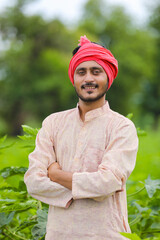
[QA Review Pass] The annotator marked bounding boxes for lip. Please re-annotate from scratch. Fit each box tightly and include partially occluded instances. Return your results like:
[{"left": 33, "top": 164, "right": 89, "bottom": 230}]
[
  {"left": 81, "top": 84, "right": 98, "bottom": 90},
  {"left": 83, "top": 87, "right": 96, "bottom": 90}
]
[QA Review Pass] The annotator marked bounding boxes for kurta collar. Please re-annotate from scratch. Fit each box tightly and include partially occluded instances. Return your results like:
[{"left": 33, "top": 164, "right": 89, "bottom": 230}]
[{"left": 76, "top": 101, "right": 110, "bottom": 123}]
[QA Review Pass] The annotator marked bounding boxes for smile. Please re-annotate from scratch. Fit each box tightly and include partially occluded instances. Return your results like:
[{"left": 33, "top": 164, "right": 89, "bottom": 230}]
[
  {"left": 81, "top": 84, "right": 98, "bottom": 90},
  {"left": 84, "top": 87, "right": 96, "bottom": 89}
]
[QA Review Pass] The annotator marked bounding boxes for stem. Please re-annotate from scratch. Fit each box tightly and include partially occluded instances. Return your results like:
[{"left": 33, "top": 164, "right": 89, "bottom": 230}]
[
  {"left": 37, "top": 200, "right": 42, "bottom": 210},
  {"left": 30, "top": 215, "right": 37, "bottom": 220},
  {"left": 129, "top": 214, "right": 141, "bottom": 226},
  {"left": 15, "top": 221, "right": 36, "bottom": 232},
  {"left": 2, "top": 229, "right": 15, "bottom": 240},
  {"left": 141, "top": 230, "right": 160, "bottom": 234},
  {"left": 5, "top": 226, "right": 30, "bottom": 240},
  {"left": 128, "top": 186, "right": 145, "bottom": 198},
  {"left": 39, "top": 234, "right": 46, "bottom": 240}
]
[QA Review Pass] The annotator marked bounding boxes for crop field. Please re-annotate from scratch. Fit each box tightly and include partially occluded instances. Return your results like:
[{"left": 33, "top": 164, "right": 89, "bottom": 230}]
[
  {"left": 0, "top": 0, "right": 160, "bottom": 238},
  {"left": 0, "top": 127, "right": 160, "bottom": 240},
  {"left": 1, "top": 128, "right": 160, "bottom": 180}
]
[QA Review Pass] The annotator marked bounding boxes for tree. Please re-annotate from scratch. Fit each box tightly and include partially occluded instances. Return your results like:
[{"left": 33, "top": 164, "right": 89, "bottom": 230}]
[
  {"left": 78, "top": 0, "right": 156, "bottom": 119},
  {"left": 0, "top": 0, "right": 77, "bottom": 135},
  {"left": 0, "top": 0, "right": 159, "bottom": 134},
  {"left": 137, "top": 3, "right": 160, "bottom": 129}
]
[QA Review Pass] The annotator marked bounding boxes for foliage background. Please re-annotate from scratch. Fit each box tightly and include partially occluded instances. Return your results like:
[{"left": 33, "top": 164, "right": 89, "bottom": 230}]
[
  {"left": 0, "top": 0, "right": 160, "bottom": 135},
  {"left": 0, "top": 0, "right": 160, "bottom": 239}
]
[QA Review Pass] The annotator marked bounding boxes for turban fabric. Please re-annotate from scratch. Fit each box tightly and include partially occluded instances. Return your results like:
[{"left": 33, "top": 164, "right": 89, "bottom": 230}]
[{"left": 68, "top": 35, "right": 118, "bottom": 90}]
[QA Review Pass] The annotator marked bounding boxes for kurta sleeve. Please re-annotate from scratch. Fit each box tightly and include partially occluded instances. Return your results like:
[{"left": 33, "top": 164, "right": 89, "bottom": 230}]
[
  {"left": 72, "top": 119, "right": 138, "bottom": 200},
  {"left": 24, "top": 116, "right": 73, "bottom": 208}
]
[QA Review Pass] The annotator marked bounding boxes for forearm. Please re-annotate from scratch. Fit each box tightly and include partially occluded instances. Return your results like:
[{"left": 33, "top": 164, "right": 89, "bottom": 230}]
[
  {"left": 49, "top": 168, "right": 73, "bottom": 190},
  {"left": 24, "top": 168, "right": 73, "bottom": 208},
  {"left": 72, "top": 169, "right": 122, "bottom": 200}
]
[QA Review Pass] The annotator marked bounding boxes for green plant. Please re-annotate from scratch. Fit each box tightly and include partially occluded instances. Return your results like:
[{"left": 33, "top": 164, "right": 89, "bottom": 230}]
[
  {"left": 0, "top": 126, "right": 159, "bottom": 239},
  {"left": 127, "top": 176, "right": 160, "bottom": 239},
  {"left": 0, "top": 129, "right": 47, "bottom": 239},
  {"left": 0, "top": 165, "right": 48, "bottom": 240}
]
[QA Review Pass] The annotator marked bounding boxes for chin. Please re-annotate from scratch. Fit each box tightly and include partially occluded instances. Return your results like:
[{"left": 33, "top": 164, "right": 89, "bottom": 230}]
[{"left": 80, "top": 94, "right": 105, "bottom": 103}]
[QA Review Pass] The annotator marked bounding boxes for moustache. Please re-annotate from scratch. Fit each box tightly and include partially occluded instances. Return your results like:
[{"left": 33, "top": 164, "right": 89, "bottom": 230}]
[{"left": 81, "top": 83, "right": 98, "bottom": 89}]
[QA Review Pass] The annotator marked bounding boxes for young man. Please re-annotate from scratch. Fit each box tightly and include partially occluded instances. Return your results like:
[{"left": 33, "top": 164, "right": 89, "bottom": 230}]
[{"left": 24, "top": 36, "right": 138, "bottom": 240}]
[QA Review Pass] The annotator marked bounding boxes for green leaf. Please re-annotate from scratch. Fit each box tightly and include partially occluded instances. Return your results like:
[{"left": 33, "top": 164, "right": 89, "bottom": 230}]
[
  {"left": 21, "top": 125, "right": 39, "bottom": 136},
  {"left": 0, "top": 189, "right": 26, "bottom": 200},
  {"left": 145, "top": 175, "right": 160, "bottom": 198},
  {"left": 0, "top": 212, "right": 15, "bottom": 227},
  {"left": 0, "top": 181, "right": 9, "bottom": 189},
  {"left": 37, "top": 209, "right": 48, "bottom": 224},
  {"left": 31, "top": 209, "right": 48, "bottom": 239},
  {"left": 150, "top": 222, "right": 160, "bottom": 229},
  {"left": 0, "top": 200, "right": 37, "bottom": 213},
  {"left": 126, "top": 113, "right": 133, "bottom": 120},
  {"left": 120, "top": 232, "right": 141, "bottom": 240},
  {"left": 18, "top": 180, "right": 27, "bottom": 191},
  {"left": 0, "top": 135, "right": 15, "bottom": 151},
  {"left": 136, "top": 127, "right": 147, "bottom": 136},
  {"left": 0, "top": 142, "right": 15, "bottom": 151},
  {"left": 18, "top": 135, "right": 35, "bottom": 141},
  {"left": 129, "top": 213, "right": 142, "bottom": 226},
  {"left": 133, "top": 202, "right": 149, "bottom": 213},
  {"left": 19, "top": 144, "right": 36, "bottom": 150},
  {"left": 0, "top": 166, "right": 28, "bottom": 178},
  {"left": 16, "top": 220, "right": 37, "bottom": 231},
  {"left": 0, "top": 135, "right": 7, "bottom": 144},
  {"left": 32, "top": 223, "right": 46, "bottom": 240},
  {"left": 0, "top": 199, "right": 16, "bottom": 204},
  {"left": 18, "top": 125, "right": 37, "bottom": 149}
]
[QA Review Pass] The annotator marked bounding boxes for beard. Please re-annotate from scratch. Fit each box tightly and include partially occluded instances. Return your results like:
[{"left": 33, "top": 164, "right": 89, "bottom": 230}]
[{"left": 74, "top": 83, "right": 108, "bottom": 103}]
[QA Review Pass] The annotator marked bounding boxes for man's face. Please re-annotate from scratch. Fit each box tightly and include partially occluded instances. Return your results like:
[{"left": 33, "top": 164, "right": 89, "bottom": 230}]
[{"left": 74, "top": 61, "right": 108, "bottom": 103}]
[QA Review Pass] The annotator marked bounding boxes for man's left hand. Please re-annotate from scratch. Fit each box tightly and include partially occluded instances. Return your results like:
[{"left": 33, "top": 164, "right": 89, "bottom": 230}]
[{"left": 48, "top": 162, "right": 73, "bottom": 190}]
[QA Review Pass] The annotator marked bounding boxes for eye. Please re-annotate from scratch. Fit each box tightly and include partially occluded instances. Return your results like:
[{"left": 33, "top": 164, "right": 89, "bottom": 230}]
[
  {"left": 92, "top": 69, "right": 101, "bottom": 75},
  {"left": 77, "top": 70, "right": 86, "bottom": 75}
]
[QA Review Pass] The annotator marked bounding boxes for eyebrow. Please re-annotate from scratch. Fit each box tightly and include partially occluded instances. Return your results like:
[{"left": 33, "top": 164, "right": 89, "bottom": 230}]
[{"left": 76, "top": 66, "right": 103, "bottom": 71}]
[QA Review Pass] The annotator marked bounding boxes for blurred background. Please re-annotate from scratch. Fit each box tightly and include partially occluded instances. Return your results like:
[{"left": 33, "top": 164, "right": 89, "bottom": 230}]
[
  {"left": 0, "top": 2, "right": 159, "bottom": 238},
  {"left": 0, "top": 0, "right": 160, "bottom": 136}
]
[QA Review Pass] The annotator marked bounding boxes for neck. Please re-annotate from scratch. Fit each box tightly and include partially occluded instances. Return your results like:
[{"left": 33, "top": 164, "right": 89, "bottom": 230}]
[{"left": 78, "top": 97, "right": 106, "bottom": 121}]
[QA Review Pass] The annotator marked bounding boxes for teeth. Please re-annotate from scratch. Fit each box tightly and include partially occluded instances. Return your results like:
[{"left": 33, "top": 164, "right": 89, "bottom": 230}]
[{"left": 85, "top": 87, "right": 95, "bottom": 89}]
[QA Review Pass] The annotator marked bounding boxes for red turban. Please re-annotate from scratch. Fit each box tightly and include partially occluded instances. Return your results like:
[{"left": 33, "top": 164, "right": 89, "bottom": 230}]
[{"left": 68, "top": 35, "right": 118, "bottom": 90}]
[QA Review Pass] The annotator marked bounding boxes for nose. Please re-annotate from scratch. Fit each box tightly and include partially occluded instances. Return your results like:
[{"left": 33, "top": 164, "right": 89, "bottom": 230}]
[{"left": 84, "top": 71, "right": 94, "bottom": 83}]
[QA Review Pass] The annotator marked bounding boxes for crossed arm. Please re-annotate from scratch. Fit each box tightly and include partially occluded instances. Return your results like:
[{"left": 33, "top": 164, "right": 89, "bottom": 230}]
[
  {"left": 48, "top": 162, "right": 73, "bottom": 190},
  {"left": 25, "top": 117, "right": 138, "bottom": 206}
]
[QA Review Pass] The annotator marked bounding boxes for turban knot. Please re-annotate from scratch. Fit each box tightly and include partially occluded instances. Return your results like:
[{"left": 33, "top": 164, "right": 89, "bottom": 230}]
[{"left": 68, "top": 35, "right": 118, "bottom": 90}]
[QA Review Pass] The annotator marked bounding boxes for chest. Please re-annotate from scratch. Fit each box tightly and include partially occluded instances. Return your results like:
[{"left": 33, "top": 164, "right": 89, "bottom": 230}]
[{"left": 54, "top": 118, "right": 110, "bottom": 171}]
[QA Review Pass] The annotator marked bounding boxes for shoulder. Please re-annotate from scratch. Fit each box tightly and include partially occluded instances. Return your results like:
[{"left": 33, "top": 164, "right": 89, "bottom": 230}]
[
  {"left": 42, "top": 107, "right": 76, "bottom": 126},
  {"left": 106, "top": 109, "right": 138, "bottom": 146},
  {"left": 39, "top": 108, "right": 77, "bottom": 137},
  {"left": 107, "top": 108, "right": 136, "bottom": 131}
]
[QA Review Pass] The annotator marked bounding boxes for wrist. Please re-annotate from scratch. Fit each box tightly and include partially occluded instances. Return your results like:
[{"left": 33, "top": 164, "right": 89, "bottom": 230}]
[
  {"left": 53, "top": 169, "right": 61, "bottom": 183},
  {"left": 48, "top": 168, "right": 61, "bottom": 182}
]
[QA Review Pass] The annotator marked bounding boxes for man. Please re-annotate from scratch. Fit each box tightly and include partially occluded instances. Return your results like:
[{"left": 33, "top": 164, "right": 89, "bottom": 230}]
[{"left": 24, "top": 35, "right": 138, "bottom": 240}]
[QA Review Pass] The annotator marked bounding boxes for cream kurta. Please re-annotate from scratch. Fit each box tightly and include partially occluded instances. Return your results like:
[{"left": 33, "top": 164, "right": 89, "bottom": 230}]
[{"left": 24, "top": 101, "right": 138, "bottom": 240}]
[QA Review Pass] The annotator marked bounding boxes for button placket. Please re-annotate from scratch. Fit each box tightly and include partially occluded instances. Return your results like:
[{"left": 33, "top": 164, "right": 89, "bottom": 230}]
[
  {"left": 72, "top": 124, "right": 87, "bottom": 171},
  {"left": 77, "top": 124, "right": 86, "bottom": 151}
]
